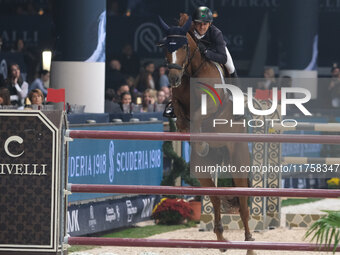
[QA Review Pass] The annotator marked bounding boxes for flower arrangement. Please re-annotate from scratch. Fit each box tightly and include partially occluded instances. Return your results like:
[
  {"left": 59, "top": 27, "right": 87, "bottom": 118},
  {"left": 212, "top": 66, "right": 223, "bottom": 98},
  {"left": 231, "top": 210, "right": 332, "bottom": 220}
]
[
  {"left": 327, "top": 178, "right": 340, "bottom": 189},
  {"left": 152, "top": 198, "right": 193, "bottom": 225}
]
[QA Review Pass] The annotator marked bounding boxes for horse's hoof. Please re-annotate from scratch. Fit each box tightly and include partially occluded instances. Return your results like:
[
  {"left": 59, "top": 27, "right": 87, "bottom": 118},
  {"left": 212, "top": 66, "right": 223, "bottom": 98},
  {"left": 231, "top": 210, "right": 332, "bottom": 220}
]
[
  {"left": 245, "top": 233, "right": 255, "bottom": 241},
  {"left": 246, "top": 237, "right": 255, "bottom": 241},
  {"left": 246, "top": 250, "right": 256, "bottom": 255},
  {"left": 219, "top": 248, "right": 227, "bottom": 253}
]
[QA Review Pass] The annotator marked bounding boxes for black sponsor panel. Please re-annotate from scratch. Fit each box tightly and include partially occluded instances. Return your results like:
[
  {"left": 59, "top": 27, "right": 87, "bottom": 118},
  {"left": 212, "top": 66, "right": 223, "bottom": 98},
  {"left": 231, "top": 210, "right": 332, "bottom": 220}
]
[
  {"left": 67, "top": 195, "right": 160, "bottom": 236},
  {"left": 0, "top": 111, "right": 61, "bottom": 253}
]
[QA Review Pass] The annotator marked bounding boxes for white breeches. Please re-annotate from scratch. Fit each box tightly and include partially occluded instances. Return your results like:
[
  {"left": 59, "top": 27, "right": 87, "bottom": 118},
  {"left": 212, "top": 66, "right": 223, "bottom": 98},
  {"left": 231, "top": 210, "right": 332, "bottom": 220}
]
[{"left": 224, "top": 46, "right": 235, "bottom": 74}]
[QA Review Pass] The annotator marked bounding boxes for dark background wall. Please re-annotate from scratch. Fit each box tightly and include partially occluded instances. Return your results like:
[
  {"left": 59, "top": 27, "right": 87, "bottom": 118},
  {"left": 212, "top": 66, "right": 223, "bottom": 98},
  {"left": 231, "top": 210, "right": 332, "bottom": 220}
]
[{"left": 0, "top": 0, "right": 339, "bottom": 75}]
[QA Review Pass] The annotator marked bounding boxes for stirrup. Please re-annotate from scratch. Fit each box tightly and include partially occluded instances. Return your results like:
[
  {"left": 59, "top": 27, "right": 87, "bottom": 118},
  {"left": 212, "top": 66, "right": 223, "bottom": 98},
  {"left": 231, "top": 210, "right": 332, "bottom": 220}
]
[{"left": 163, "top": 102, "right": 176, "bottom": 118}]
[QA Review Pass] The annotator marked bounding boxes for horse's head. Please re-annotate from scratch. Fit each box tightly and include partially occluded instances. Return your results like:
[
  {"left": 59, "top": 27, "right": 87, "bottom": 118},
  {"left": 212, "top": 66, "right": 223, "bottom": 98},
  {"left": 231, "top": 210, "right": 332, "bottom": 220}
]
[{"left": 159, "top": 15, "right": 192, "bottom": 87}]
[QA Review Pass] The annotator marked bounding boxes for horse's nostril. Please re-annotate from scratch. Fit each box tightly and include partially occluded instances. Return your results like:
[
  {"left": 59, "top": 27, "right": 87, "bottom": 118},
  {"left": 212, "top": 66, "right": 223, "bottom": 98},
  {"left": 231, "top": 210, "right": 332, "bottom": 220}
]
[{"left": 169, "top": 74, "right": 179, "bottom": 84}]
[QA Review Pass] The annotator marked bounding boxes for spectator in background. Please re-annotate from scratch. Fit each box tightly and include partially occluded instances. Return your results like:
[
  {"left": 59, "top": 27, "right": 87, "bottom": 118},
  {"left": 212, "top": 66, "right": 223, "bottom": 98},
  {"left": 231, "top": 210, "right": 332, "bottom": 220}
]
[
  {"left": 28, "top": 88, "right": 44, "bottom": 107},
  {"left": 126, "top": 76, "right": 139, "bottom": 103},
  {"left": 135, "top": 61, "right": 156, "bottom": 92},
  {"left": 106, "top": 58, "right": 126, "bottom": 90},
  {"left": 328, "top": 63, "right": 340, "bottom": 108},
  {"left": 161, "top": 86, "right": 170, "bottom": 100},
  {"left": 257, "top": 67, "right": 277, "bottom": 90},
  {"left": 155, "top": 90, "right": 166, "bottom": 112},
  {"left": 141, "top": 89, "right": 156, "bottom": 112},
  {"left": 331, "top": 63, "right": 340, "bottom": 78},
  {"left": 104, "top": 88, "right": 121, "bottom": 113},
  {"left": 0, "top": 87, "right": 11, "bottom": 107},
  {"left": 12, "top": 39, "right": 37, "bottom": 82},
  {"left": 5, "top": 64, "right": 28, "bottom": 107},
  {"left": 119, "top": 43, "right": 140, "bottom": 77},
  {"left": 29, "top": 70, "right": 49, "bottom": 96},
  {"left": 157, "top": 90, "right": 166, "bottom": 104},
  {"left": 126, "top": 76, "right": 135, "bottom": 89},
  {"left": 156, "top": 65, "right": 169, "bottom": 88},
  {"left": 116, "top": 84, "right": 130, "bottom": 96},
  {"left": 119, "top": 91, "right": 132, "bottom": 113}
]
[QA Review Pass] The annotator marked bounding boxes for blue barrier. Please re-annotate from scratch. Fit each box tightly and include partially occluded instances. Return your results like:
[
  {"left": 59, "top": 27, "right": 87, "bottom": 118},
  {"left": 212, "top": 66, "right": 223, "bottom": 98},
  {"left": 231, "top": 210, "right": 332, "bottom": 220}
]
[{"left": 68, "top": 122, "right": 163, "bottom": 202}]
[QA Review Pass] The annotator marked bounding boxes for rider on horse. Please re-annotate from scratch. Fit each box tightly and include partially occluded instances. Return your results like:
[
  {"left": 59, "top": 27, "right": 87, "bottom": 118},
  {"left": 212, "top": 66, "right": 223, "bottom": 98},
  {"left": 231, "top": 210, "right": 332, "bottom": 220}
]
[
  {"left": 192, "top": 6, "right": 237, "bottom": 78},
  {"left": 164, "top": 6, "right": 237, "bottom": 118}
]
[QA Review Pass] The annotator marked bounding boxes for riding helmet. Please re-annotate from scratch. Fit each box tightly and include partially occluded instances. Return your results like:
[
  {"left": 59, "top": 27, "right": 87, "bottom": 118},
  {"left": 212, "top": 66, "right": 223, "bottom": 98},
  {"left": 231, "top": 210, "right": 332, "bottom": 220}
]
[{"left": 193, "top": 6, "right": 213, "bottom": 23}]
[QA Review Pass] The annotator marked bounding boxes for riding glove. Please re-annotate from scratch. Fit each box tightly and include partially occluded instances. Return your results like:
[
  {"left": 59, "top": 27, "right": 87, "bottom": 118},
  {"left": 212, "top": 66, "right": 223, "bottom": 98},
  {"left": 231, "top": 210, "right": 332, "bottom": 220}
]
[{"left": 198, "top": 41, "right": 207, "bottom": 56}]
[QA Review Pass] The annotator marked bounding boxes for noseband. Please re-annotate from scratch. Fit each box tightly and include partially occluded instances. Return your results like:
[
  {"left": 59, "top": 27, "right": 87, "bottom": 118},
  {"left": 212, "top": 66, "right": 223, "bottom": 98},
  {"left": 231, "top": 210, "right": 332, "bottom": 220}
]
[
  {"left": 166, "top": 34, "right": 204, "bottom": 79},
  {"left": 166, "top": 34, "right": 198, "bottom": 73}
]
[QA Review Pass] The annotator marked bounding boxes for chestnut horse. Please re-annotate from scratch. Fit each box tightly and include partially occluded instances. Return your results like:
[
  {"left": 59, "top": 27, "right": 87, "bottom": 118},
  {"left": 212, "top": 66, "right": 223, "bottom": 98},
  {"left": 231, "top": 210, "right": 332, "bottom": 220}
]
[{"left": 159, "top": 13, "right": 255, "bottom": 251}]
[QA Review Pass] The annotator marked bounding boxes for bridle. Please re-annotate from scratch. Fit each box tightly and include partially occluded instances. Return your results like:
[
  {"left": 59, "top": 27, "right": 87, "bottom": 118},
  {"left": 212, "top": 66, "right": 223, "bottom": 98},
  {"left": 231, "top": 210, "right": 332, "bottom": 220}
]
[{"left": 166, "top": 34, "right": 203, "bottom": 78}]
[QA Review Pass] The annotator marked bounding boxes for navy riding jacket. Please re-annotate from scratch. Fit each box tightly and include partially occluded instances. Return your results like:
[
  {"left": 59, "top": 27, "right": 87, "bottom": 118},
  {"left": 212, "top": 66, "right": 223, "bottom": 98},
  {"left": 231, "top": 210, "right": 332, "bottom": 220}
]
[{"left": 198, "top": 25, "right": 228, "bottom": 64}]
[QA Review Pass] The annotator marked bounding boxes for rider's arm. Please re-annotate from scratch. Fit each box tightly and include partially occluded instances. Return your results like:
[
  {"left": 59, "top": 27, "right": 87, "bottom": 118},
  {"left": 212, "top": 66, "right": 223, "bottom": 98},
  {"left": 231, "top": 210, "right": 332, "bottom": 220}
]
[{"left": 204, "top": 28, "right": 228, "bottom": 64}]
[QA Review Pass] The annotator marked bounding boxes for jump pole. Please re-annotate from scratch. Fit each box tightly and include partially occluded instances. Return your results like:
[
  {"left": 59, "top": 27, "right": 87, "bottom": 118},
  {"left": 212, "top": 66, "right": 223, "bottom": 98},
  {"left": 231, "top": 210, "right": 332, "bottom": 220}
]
[
  {"left": 65, "top": 237, "right": 340, "bottom": 252},
  {"left": 68, "top": 184, "right": 340, "bottom": 198},
  {"left": 66, "top": 130, "right": 340, "bottom": 144}
]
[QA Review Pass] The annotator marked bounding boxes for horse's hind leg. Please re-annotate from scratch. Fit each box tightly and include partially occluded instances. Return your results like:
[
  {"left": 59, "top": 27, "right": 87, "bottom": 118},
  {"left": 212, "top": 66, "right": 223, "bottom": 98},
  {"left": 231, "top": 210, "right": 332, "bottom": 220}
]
[
  {"left": 233, "top": 177, "right": 254, "bottom": 241},
  {"left": 198, "top": 178, "right": 227, "bottom": 243},
  {"left": 232, "top": 143, "right": 254, "bottom": 242}
]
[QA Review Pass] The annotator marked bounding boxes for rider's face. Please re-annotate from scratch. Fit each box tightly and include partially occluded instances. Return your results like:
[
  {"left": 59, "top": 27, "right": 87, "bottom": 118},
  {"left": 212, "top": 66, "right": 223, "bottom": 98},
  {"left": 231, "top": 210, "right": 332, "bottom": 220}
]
[{"left": 194, "top": 21, "right": 211, "bottom": 36}]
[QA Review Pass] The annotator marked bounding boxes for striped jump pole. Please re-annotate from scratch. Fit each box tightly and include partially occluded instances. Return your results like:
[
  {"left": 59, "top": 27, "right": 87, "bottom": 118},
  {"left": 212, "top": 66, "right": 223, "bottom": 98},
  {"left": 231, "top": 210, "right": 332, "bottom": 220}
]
[
  {"left": 68, "top": 184, "right": 340, "bottom": 198},
  {"left": 65, "top": 237, "right": 340, "bottom": 252},
  {"left": 66, "top": 130, "right": 340, "bottom": 144},
  {"left": 272, "top": 122, "right": 340, "bottom": 132},
  {"left": 282, "top": 156, "right": 340, "bottom": 165}
]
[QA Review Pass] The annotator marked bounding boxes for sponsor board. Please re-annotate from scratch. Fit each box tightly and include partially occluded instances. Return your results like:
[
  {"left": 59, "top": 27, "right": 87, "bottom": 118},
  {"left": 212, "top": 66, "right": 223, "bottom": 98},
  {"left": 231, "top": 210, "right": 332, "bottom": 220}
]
[{"left": 67, "top": 195, "right": 159, "bottom": 236}]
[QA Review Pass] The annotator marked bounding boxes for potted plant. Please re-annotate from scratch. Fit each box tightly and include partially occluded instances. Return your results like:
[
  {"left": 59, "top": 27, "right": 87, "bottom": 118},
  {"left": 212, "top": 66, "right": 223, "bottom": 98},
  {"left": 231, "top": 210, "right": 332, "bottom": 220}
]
[
  {"left": 189, "top": 196, "right": 202, "bottom": 222},
  {"left": 305, "top": 210, "right": 340, "bottom": 254},
  {"left": 152, "top": 198, "right": 193, "bottom": 225}
]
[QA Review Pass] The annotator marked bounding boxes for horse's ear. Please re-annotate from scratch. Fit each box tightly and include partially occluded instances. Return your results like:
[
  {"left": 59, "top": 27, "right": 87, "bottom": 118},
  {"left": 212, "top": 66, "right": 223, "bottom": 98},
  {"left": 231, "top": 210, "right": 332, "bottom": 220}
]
[
  {"left": 182, "top": 16, "right": 192, "bottom": 33},
  {"left": 158, "top": 16, "right": 169, "bottom": 31}
]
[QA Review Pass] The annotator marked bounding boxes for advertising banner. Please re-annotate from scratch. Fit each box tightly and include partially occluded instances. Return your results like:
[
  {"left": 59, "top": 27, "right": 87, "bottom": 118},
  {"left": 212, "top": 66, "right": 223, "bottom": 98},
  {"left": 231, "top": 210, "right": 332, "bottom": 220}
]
[
  {"left": 67, "top": 195, "right": 160, "bottom": 236},
  {"left": 68, "top": 122, "right": 163, "bottom": 202}
]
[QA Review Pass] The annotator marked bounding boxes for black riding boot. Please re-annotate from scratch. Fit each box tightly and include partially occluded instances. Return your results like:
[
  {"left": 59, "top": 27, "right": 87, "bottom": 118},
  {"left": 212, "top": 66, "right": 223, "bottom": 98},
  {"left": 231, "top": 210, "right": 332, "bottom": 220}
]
[
  {"left": 163, "top": 101, "right": 176, "bottom": 118},
  {"left": 230, "top": 70, "right": 238, "bottom": 78}
]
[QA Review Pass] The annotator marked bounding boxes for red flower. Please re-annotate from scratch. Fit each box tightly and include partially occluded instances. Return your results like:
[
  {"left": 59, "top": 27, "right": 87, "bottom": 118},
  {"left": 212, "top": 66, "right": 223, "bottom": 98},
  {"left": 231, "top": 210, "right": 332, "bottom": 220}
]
[{"left": 152, "top": 198, "right": 193, "bottom": 225}]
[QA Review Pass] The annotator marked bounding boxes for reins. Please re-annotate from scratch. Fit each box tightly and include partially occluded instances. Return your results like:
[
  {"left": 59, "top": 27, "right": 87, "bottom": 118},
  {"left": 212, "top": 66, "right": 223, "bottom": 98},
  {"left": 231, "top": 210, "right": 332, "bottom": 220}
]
[{"left": 183, "top": 31, "right": 206, "bottom": 77}]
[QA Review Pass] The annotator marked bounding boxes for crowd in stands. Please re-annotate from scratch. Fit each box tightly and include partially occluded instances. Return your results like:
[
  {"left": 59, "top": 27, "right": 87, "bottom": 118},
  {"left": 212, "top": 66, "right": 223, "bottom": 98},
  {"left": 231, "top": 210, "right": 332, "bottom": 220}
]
[
  {"left": 105, "top": 43, "right": 171, "bottom": 114},
  {"left": 1, "top": 38, "right": 339, "bottom": 112},
  {"left": 0, "top": 62, "right": 49, "bottom": 109}
]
